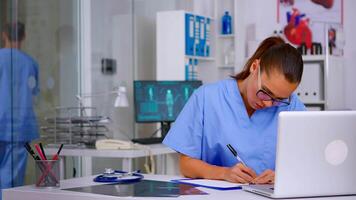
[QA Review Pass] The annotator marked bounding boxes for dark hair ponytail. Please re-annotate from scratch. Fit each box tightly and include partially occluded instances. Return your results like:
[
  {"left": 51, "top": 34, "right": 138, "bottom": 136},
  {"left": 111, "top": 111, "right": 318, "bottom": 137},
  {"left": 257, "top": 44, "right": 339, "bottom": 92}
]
[
  {"left": 233, "top": 36, "right": 303, "bottom": 83},
  {"left": 233, "top": 37, "right": 285, "bottom": 80}
]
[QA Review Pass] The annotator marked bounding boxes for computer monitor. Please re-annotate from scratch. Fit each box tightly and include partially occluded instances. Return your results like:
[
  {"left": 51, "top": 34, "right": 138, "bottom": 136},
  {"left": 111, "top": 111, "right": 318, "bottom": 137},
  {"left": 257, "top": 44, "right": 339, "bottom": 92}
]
[{"left": 134, "top": 80, "right": 202, "bottom": 138}]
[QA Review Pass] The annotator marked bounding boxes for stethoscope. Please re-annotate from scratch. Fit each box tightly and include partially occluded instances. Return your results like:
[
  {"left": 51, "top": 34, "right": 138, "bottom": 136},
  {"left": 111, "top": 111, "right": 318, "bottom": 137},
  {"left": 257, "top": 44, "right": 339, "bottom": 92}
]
[{"left": 93, "top": 168, "right": 144, "bottom": 183}]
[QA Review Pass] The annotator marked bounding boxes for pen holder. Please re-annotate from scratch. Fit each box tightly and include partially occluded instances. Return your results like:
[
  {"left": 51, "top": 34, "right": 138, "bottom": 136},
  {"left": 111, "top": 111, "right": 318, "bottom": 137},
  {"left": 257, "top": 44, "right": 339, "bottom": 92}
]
[{"left": 35, "top": 159, "right": 60, "bottom": 187}]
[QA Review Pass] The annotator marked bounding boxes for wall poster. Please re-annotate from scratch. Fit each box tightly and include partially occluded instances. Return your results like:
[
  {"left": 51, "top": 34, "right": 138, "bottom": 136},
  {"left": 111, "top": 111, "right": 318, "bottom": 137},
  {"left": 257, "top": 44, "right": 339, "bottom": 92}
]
[{"left": 278, "top": 0, "right": 344, "bottom": 55}]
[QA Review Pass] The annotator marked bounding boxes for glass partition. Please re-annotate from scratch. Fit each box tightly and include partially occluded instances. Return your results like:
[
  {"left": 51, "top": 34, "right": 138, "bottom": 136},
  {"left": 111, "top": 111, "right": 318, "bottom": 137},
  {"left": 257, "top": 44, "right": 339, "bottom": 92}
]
[
  {"left": 1, "top": 0, "right": 194, "bottom": 190},
  {"left": 0, "top": 0, "right": 80, "bottom": 193}
]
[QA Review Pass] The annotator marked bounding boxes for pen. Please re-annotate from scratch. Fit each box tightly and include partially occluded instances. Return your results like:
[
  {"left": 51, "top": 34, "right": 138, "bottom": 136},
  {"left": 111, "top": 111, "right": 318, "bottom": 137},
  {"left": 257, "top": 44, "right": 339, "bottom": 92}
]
[
  {"left": 227, "top": 144, "right": 247, "bottom": 166},
  {"left": 24, "top": 143, "right": 41, "bottom": 161},
  {"left": 51, "top": 144, "right": 64, "bottom": 160},
  {"left": 39, "top": 143, "right": 47, "bottom": 160},
  {"left": 34, "top": 144, "right": 46, "bottom": 160}
]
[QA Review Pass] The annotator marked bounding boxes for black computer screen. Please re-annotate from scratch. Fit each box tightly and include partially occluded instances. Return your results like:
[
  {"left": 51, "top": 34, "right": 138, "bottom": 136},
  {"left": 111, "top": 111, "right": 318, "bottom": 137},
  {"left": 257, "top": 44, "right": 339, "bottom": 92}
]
[{"left": 134, "top": 80, "right": 202, "bottom": 123}]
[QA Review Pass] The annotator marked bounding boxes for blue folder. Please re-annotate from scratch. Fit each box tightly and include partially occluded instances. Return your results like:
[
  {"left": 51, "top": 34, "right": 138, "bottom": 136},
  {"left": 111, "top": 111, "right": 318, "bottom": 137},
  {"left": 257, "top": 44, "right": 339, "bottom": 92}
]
[
  {"left": 171, "top": 178, "right": 245, "bottom": 190},
  {"left": 196, "top": 15, "right": 205, "bottom": 57},
  {"left": 185, "top": 13, "right": 195, "bottom": 56}
]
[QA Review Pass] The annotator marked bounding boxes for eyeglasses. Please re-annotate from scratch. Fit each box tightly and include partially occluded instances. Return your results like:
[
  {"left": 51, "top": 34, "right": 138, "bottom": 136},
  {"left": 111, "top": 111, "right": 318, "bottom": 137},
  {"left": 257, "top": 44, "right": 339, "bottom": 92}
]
[{"left": 256, "top": 66, "right": 290, "bottom": 106}]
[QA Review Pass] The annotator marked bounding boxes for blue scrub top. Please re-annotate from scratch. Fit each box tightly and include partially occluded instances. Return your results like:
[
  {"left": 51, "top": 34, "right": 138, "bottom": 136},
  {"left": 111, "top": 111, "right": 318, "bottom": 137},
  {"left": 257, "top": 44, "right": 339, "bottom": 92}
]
[
  {"left": 0, "top": 48, "right": 39, "bottom": 142},
  {"left": 163, "top": 78, "right": 306, "bottom": 175}
]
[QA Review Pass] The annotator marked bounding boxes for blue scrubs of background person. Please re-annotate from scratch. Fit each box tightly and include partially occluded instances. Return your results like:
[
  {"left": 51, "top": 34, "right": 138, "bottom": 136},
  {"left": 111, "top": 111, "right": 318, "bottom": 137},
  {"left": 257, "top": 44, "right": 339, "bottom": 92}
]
[
  {"left": 163, "top": 36, "right": 306, "bottom": 184},
  {"left": 0, "top": 22, "right": 39, "bottom": 197}
]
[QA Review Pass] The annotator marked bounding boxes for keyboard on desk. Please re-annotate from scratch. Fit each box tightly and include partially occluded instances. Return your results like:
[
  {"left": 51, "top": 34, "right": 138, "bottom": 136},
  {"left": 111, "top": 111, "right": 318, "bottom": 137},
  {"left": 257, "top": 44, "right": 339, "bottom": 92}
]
[{"left": 131, "top": 137, "right": 164, "bottom": 144}]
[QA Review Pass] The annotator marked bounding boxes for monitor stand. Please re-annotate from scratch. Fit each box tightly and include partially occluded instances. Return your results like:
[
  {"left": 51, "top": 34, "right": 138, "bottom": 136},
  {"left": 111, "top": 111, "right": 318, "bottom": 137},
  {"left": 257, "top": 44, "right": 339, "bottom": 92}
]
[
  {"left": 131, "top": 122, "right": 171, "bottom": 145},
  {"left": 160, "top": 121, "right": 171, "bottom": 138}
]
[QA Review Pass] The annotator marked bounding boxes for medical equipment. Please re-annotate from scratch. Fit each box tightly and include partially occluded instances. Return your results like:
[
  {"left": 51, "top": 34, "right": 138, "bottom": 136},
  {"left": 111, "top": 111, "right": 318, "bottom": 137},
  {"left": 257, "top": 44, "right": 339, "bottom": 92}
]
[{"left": 93, "top": 169, "right": 143, "bottom": 183}]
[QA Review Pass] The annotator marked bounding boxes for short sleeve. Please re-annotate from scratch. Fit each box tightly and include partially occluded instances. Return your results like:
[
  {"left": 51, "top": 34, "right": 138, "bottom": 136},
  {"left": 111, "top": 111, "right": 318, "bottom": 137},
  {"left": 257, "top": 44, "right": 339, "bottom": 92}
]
[{"left": 163, "top": 87, "right": 204, "bottom": 160}]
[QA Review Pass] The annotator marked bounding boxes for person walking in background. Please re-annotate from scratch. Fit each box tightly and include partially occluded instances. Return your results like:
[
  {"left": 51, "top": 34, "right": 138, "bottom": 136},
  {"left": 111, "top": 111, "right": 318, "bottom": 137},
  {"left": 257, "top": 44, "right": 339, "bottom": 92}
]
[{"left": 0, "top": 21, "right": 39, "bottom": 198}]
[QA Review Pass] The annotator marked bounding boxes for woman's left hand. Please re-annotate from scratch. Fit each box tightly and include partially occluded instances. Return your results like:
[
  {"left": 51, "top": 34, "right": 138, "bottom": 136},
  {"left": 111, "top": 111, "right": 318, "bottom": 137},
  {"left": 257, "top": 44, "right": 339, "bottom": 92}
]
[{"left": 252, "top": 169, "right": 275, "bottom": 184}]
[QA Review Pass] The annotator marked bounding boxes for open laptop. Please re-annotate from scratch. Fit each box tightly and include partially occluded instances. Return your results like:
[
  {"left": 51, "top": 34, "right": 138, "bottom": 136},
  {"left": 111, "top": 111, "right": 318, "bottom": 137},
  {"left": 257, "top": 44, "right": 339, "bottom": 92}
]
[{"left": 243, "top": 111, "right": 356, "bottom": 198}]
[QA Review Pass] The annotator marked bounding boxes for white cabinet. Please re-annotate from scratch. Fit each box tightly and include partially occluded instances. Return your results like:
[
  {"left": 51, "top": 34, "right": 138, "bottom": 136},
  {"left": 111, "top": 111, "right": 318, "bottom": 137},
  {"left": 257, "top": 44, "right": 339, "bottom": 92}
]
[
  {"left": 296, "top": 55, "right": 344, "bottom": 110},
  {"left": 156, "top": 10, "right": 215, "bottom": 81},
  {"left": 156, "top": 2, "right": 238, "bottom": 83}
]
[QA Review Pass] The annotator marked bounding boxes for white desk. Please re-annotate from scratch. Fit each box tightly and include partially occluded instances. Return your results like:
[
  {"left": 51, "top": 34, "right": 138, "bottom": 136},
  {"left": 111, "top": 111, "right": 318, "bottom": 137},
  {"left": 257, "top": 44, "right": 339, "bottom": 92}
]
[
  {"left": 3, "top": 174, "right": 356, "bottom": 200},
  {"left": 45, "top": 144, "right": 176, "bottom": 178}
]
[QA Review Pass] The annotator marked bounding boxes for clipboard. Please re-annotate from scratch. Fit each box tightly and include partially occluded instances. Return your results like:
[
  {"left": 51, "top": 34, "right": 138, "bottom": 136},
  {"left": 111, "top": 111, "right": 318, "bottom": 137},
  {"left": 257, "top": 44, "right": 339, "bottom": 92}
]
[{"left": 171, "top": 178, "right": 248, "bottom": 190}]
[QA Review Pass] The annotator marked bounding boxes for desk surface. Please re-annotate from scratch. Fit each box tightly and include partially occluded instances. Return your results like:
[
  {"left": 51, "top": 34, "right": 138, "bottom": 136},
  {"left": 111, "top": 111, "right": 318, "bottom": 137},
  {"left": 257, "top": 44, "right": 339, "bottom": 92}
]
[
  {"left": 45, "top": 143, "right": 175, "bottom": 158},
  {"left": 3, "top": 174, "right": 356, "bottom": 200}
]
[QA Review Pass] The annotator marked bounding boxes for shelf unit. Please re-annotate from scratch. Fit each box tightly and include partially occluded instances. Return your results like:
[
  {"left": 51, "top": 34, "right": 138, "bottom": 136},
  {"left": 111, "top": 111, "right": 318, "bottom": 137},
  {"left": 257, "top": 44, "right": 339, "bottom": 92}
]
[
  {"left": 218, "top": 34, "right": 235, "bottom": 38},
  {"left": 218, "top": 65, "right": 235, "bottom": 69},
  {"left": 214, "top": 0, "right": 236, "bottom": 80},
  {"left": 296, "top": 55, "right": 344, "bottom": 110},
  {"left": 186, "top": 55, "right": 215, "bottom": 61},
  {"left": 156, "top": 1, "right": 239, "bottom": 83},
  {"left": 156, "top": 10, "right": 216, "bottom": 82}
]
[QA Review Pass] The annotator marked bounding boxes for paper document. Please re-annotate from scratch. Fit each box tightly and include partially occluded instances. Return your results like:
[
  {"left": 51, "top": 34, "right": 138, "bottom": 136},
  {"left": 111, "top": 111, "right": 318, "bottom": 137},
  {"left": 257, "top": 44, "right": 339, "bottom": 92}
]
[{"left": 171, "top": 178, "right": 248, "bottom": 190}]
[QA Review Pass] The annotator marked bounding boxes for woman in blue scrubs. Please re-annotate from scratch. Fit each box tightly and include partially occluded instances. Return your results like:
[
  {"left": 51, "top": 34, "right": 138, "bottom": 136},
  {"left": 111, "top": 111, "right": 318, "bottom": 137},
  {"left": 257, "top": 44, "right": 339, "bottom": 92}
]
[{"left": 163, "top": 36, "right": 305, "bottom": 184}]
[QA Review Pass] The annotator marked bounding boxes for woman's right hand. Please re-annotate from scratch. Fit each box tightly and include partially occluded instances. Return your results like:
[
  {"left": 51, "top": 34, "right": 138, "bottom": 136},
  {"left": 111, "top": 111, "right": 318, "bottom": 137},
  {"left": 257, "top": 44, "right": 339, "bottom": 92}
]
[{"left": 222, "top": 163, "right": 257, "bottom": 183}]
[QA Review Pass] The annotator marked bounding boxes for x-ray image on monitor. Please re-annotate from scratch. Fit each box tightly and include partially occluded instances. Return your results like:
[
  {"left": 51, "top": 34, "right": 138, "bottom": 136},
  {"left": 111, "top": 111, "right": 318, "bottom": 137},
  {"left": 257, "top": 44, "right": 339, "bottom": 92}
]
[{"left": 134, "top": 80, "right": 202, "bottom": 123}]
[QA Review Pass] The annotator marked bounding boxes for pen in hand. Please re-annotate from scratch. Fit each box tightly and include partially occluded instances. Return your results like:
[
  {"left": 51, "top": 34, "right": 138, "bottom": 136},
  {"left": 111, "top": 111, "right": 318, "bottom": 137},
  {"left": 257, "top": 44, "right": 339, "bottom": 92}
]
[
  {"left": 226, "top": 144, "right": 259, "bottom": 183},
  {"left": 227, "top": 144, "right": 247, "bottom": 166}
]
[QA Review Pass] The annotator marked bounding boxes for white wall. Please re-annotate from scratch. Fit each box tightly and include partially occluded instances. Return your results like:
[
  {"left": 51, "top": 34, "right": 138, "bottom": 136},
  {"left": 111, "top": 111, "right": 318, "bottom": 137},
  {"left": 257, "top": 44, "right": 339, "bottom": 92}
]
[
  {"left": 234, "top": 0, "right": 279, "bottom": 74},
  {"left": 134, "top": 0, "right": 188, "bottom": 81}
]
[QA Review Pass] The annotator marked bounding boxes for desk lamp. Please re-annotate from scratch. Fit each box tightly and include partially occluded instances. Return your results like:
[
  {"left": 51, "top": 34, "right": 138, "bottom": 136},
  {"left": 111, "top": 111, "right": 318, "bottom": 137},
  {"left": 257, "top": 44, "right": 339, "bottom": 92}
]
[
  {"left": 77, "top": 85, "right": 129, "bottom": 109},
  {"left": 114, "top": 86, "right": 129, "bottom": 108}
]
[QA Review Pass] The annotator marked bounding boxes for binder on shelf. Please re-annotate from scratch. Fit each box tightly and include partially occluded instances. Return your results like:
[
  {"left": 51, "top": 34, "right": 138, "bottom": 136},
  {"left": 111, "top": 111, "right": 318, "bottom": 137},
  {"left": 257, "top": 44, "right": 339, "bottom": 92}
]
[
  {"left": 193, "top": 59, "right": 198, "bottom": 80},
  {"left": 197, "top": 15, "right": 206, "bottom": 57},
  {"left": 185, "top": 58, "right": 190, "bottom": 80},
  {"left": 184, "top": 13, "right": 212, "bottom": 58},
  {"left": 185, "top": 58, "right": 193, "bottom": 80},
  {"left": 205, "top": 18, "right": 211, "bottom": 57},
  {"left": 297, "top": 62, "right": 323, "bottom": 102},
  {"left": 185, "top": 58, "right": 198, "bottom": 80},
  {"left": 194, "top": 15, "right": 200, "bottom": 56},
  {"left": 185, "top": 13, "right": 195, "bottom": 56}
]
